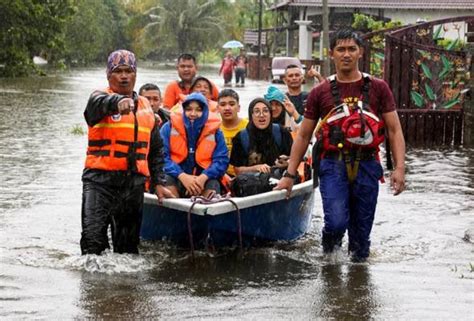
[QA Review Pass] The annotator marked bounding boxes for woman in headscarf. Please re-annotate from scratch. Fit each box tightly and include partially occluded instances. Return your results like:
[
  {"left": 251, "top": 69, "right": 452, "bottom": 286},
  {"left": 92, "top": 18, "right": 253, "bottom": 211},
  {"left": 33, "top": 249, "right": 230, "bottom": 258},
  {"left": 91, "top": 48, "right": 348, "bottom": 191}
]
[
  {"left": 264, "top": 85, "right": 303, "bottom": 133},
  {"left": 230, "top": 98, "right": 293, "bottom": 174}
]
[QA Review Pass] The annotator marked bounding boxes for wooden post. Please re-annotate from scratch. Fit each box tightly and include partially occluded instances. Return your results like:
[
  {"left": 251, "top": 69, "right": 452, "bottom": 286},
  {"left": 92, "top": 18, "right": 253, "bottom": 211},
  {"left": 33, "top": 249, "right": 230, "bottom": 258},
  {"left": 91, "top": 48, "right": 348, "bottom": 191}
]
[
  {"left": 463, "top": 46, "right": 473, "bottom": 146},
  {"left": 256, "top": 0, "right": 263, "bottom": 80},
  {"left": 322, "top": 0, "right": 330, "bottom": 77}
]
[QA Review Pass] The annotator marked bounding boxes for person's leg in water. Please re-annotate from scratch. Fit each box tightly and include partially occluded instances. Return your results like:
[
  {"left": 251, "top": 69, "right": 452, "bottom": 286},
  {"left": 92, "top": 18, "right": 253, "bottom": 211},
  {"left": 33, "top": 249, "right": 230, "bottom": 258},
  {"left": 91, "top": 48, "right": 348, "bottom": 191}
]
[
  {"left": 347, "top": 160, "right": 382, "bottom": 262},
  {"left": 319, "top": 158, "right": 350, "bottom": 254}
]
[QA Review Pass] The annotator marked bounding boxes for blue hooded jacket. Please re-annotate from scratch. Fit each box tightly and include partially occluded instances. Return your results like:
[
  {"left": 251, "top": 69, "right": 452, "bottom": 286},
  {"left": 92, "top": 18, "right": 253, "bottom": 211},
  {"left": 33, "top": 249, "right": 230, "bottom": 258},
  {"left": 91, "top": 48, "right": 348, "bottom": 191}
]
[{"left": 160, "top": 92, "right": 229, "bottom": 179}]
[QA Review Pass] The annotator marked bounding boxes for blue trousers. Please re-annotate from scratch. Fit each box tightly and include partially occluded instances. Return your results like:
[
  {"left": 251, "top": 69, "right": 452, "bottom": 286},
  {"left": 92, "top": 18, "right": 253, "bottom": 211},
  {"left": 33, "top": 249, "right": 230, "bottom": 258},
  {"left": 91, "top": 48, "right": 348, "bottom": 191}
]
[{"left": 319, "top": 158, "right": 383, "bottom": 259}]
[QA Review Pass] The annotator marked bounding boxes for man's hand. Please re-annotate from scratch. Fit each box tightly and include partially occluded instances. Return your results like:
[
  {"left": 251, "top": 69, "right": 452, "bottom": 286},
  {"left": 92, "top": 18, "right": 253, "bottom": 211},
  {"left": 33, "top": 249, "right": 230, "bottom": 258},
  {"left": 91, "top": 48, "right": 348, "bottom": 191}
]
[
  {"left": 307, "top": 65, "right": 322, "bottom": 82},
  {"left": 118, "top": 98, "right": 135, "bottom": 114},
  {"left": 390, "top": 168, "right": 405, "bottom": 196},
  {"left": 254, "top": 164, "right": 272, "bottom": 173},
  {"left": 283, "top": 97, "right": 297, "bottom": 116},
  {"left": 155, "top": 185, "right": 177, "bottom": 204},
  {"left": 274, "top": 177, "right": 294, "bottom": 199},
  {"left": 193, "top": 174, "right": 209, "bottom": 191},
  {"left": 178, "top": 173, "right": 201, "bottom": 196}
]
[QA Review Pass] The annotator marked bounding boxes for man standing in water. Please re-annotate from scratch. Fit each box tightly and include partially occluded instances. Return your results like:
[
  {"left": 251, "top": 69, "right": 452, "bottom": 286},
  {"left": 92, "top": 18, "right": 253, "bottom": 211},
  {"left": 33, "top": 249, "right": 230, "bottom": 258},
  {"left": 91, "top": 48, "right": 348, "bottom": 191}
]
[
  {"left": 81, "top": 49, "right": 175, "bottom": 255},
  {"left": 275, "top": 29, "right": 406, "bottom": 262},
  {"left": 162, "top": 53, "right": 219, "bottom": 109}
]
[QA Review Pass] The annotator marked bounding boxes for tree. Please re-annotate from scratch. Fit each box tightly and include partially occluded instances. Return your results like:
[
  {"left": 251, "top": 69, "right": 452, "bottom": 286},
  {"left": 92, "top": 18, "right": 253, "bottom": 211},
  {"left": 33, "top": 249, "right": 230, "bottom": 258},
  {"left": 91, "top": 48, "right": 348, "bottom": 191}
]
[
  {"left": 140, "top": 0, "right": 227, "bottom": 58},
  {"left": 61, "top": 0, "right": 129, "bottom": 66},
  {"left": 0, "top": 0, "right": 74, "bottom": 77}
]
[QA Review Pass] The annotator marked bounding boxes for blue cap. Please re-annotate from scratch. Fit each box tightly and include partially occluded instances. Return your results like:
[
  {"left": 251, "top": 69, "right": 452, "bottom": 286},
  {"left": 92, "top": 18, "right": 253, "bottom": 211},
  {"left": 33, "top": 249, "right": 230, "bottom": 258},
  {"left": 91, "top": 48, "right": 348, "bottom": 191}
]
[{"left": 264, "top": 85, "right": 286, "bottom": 104}]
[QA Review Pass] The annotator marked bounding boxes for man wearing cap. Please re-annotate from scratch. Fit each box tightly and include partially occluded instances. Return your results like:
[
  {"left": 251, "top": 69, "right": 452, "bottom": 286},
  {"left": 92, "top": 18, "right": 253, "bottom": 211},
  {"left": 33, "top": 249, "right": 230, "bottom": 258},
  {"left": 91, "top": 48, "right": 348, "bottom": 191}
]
[{"left": 81, "top": 49, "right": 175, "bottom": 255}]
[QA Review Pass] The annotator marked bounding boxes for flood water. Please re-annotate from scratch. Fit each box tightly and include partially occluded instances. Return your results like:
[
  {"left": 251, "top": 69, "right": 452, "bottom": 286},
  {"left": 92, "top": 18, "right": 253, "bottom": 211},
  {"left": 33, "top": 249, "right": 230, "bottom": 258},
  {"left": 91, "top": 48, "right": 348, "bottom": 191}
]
[{"left": 0, "top": 66, "right": 473, "bottom": 319}]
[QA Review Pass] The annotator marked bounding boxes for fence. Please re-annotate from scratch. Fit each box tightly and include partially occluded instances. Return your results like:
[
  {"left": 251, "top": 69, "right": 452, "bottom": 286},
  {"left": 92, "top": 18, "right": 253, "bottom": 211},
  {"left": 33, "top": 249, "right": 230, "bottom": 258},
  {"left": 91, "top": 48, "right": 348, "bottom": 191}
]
[{"left": 371, "top": 16, "right": 473, "bottom": 147}]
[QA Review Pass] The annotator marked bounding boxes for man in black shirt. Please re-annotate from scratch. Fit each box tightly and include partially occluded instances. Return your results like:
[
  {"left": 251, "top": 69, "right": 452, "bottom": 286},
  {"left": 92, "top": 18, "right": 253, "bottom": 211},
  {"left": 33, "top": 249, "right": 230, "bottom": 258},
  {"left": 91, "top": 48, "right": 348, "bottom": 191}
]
[{"left": 284, "top": 64, "right": 323, "bottom": 115}]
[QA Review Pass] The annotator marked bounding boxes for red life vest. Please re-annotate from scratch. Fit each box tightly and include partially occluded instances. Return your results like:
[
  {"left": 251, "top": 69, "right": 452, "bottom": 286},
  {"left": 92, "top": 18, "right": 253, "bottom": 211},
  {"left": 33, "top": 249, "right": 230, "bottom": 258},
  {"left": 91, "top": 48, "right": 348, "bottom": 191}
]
[
  {"left": 85, "top": 88, "right": 155, "bottom": 176},
  {"left": 317, "top": 74, "right": 385, "bottom": 153},
  {"left": 169, "top": 111, "right": 221, "bottom": 169}
]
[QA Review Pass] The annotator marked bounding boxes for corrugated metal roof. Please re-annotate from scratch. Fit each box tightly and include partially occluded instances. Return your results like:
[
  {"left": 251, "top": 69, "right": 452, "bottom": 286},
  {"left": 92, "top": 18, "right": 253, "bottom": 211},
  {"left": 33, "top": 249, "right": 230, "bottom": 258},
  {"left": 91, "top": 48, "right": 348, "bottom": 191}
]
[{"left": 273, "top": 0, "right": 474, "bottom": 10}]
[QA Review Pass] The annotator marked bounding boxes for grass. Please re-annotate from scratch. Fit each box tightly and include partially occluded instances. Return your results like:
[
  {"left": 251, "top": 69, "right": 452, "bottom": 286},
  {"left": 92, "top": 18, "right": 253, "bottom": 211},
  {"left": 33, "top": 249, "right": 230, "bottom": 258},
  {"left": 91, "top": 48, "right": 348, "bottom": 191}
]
[{"left": 70, "top": 124, "right": 86, "bottom": 135}]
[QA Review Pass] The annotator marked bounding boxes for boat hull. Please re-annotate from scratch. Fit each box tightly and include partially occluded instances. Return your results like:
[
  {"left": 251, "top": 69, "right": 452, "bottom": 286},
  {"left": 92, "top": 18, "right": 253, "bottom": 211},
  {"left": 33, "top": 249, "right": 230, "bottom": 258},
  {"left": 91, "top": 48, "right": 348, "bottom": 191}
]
[{"left": 140, "top": 180, "right": 315, "bottom": 248}]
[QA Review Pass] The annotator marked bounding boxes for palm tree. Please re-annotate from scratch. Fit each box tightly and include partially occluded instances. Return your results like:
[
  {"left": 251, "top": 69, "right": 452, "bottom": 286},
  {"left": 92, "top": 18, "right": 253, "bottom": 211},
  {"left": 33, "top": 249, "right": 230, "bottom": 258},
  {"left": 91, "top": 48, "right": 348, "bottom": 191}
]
[{"left": 143, "top": 0, "right": 226, "bottom": 56}]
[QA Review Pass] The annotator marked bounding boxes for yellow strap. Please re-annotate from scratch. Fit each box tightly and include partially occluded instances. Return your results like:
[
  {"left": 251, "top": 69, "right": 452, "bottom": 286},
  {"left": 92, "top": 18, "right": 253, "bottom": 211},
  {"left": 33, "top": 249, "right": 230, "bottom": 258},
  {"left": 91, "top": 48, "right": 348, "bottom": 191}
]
[{"left": 93, "top": 123, "right": 151, "bottom": 134}]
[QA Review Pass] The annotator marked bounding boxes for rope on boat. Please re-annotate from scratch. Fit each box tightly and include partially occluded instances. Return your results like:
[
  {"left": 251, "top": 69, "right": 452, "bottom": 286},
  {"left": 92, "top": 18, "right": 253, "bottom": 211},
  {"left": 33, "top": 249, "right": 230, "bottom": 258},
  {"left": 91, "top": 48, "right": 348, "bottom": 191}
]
[{"left": 186, "top": 192, "right": 243, "bottom": 261}]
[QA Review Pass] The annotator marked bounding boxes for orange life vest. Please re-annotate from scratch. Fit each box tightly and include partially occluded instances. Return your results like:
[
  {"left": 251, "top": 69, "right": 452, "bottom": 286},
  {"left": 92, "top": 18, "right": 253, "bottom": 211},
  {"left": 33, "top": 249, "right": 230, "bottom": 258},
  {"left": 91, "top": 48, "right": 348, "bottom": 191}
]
[
  {"left": 85, "top": 88, "right": 156, "bottom": 176},
  {"left": 169, "top": 111, "right": 221, "bottom": 169}
]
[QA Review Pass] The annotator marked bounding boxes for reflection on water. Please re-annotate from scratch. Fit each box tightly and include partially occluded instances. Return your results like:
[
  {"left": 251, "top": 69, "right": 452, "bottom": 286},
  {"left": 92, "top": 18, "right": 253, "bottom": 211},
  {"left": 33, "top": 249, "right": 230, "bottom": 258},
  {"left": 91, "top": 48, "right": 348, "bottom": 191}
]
[
  {"left": 314, "top": 264, "right": 377, "bottom": 320},
  {"left": 0, "top": 68, "right": 473, "bottom": 319}
]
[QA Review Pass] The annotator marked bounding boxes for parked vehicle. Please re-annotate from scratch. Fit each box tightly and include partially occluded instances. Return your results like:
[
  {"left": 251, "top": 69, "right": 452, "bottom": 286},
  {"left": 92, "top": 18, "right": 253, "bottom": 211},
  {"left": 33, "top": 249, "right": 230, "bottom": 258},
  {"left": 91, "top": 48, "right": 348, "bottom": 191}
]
[
  {"left": 270, "top": 57, "right": 305, "bottom": 83},
  {"left": 140, "top": 180, "right": 315, "bottom": 248}
]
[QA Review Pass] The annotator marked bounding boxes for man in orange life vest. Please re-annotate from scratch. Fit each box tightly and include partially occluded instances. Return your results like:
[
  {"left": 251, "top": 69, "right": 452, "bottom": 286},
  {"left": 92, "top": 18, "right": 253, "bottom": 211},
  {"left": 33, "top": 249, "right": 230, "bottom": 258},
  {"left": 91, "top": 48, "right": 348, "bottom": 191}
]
[
  {"left": 81, "top": 49, "right": 175, "bottom": 255},
  {"left": 162, "top": 53, "right": 219, "bottom": 109},
  {"left": 275, "top": 29, "right": 406, "bottom": 262},
  {"left": 160, "top": 92, "right": 229, "bottom": 198}
]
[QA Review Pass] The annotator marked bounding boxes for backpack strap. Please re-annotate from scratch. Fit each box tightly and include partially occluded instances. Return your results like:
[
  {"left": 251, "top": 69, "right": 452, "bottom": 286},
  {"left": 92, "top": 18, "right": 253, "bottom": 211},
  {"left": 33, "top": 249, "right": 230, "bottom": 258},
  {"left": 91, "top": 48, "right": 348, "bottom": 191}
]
[
  {"left": 328, "top": 75, "right": 341, "bottom": 106},
  {"left": 240, "top": 124, "right": 282, "bottom": 154},
  {"left": 361, "top": 73, "right": 371, "bottom": 107},
  {"left": 271, "top": 124, "right": 282, "bottom": 149}
]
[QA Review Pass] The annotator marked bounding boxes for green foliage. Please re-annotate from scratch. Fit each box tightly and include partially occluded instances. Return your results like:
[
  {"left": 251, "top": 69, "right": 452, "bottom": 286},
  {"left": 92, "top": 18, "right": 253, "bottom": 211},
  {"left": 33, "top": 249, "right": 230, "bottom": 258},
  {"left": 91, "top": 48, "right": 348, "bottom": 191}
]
[
  {"left": 424, "top": 83, "right": 436, "bottom": 101},
  {"left": 70, "top": 124, "right": 86, "bottom": 135},
  {"left": 421, "top": 63, "right": 432, "bottom": 80},
  {"left": 442, "top": 97, "right": 460, "bottom": 109},
  {"left": 433, "top": 25, "right": 443, "bottom": 40},
  {"left": 437, "top": 38, "right": 464, "bottom": 51},
  {"left": 352, "top": 13, "right": 401, "bottom": 33},
  {"left": 62, "top": 0, "right": 129, "bottom": 66},
  {"left": 410, "top": 20, "right": 468, "bottom": 109},
  {"left": 198, "top": 49, "right": 221, "bottom": 64},
  {"left": 0, "top": 0, "right": 74, "bottom": 77},
  {"left": 352, "top": 13, "right": 402, "bottom": 78},
  {"left": 135, "top": 0, "right": 228, "bottom": 59},
  {"left": 411, "top": 91, "right": 425, "bottom": 107}
]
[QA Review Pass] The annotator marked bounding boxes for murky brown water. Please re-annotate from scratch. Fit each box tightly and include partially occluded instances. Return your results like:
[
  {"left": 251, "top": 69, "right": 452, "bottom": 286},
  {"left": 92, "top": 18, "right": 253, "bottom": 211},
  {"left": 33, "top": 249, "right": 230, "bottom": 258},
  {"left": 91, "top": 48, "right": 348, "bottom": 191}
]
[{"left": 0, "top": 66, "right": 473, "bottom": 319}]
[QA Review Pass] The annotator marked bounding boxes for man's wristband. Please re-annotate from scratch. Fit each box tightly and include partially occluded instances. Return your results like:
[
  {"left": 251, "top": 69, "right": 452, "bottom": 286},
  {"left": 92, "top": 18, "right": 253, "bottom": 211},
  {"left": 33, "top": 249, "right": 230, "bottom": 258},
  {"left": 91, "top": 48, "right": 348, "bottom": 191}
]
[{"left": 283, "top": 170, "right": 298, "bottom": 179}]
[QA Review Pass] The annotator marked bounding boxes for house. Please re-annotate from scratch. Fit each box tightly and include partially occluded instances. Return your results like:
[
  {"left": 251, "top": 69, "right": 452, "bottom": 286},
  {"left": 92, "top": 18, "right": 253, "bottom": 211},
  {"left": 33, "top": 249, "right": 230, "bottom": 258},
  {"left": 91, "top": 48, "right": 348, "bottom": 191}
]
[{"left": 270, "top": 0, "right": 474, "bottom": 59}]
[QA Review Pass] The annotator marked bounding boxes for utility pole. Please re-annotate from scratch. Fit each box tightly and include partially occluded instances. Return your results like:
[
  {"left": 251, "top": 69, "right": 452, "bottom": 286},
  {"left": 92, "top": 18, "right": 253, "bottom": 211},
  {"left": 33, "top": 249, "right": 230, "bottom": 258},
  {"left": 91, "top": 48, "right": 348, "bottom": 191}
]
[
  {"left": 257, "top": 0, "right": 263, "bottom": 80},
  {"left": 322, "top": 0, "right": 330, "bottom": 76}
]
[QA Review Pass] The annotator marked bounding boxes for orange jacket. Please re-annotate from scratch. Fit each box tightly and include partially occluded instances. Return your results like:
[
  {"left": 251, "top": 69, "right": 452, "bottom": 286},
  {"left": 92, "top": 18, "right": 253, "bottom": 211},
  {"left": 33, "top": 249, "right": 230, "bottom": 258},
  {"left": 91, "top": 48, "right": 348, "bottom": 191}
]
[
  {"left": 85, "top": 88, "right": 155, "bottom": 176},
  {"left": 169, "top": 111, "right": 221, "bottom": 169}
]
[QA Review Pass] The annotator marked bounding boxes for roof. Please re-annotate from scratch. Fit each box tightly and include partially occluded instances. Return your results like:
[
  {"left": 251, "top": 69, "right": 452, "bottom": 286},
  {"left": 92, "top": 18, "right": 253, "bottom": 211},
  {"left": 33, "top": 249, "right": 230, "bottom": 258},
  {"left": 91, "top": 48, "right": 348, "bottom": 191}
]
[{"left": 273, "top": 0, "right": 474, "bottom": 10}]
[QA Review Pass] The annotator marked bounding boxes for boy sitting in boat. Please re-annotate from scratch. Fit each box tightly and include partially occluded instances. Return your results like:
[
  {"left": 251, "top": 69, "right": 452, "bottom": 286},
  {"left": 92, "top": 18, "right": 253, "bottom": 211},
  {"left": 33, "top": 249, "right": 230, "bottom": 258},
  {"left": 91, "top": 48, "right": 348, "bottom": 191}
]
[
  {"left": 216, "top": 89, "right": 248, "bottom": 177},
  {"left": 160, "top": 92, "right": 229, "bottom": 198}
]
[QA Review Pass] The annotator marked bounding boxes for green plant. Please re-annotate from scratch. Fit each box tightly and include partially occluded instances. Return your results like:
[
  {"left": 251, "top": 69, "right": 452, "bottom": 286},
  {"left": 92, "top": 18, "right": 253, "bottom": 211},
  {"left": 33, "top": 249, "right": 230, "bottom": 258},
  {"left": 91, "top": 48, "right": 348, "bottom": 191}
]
[
  {"left": 70, "top": 124, "right": 86, "bottom": 136},
  {"left": 198, "top": 49, "right": 221, "bottom": 64}
]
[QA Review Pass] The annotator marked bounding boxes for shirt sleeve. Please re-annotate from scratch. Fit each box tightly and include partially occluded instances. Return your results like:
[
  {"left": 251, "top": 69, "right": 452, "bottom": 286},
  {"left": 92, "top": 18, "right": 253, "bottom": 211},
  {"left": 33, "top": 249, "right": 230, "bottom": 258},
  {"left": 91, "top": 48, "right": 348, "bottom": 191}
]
[
  {"left": 159, "top": 122, "right": 184, "bottom": 178},
  {"left": 84, "top": 90, "right": 124, "bottom": 127},
  {"left": 163, "top": 81, "right": 178, "bottom": 109},
  {"left": 374, "top": 78, "right": 397, "bottom": 114},
  {"left": 148, "top": 126, "right": 167, "bottom": 186}
]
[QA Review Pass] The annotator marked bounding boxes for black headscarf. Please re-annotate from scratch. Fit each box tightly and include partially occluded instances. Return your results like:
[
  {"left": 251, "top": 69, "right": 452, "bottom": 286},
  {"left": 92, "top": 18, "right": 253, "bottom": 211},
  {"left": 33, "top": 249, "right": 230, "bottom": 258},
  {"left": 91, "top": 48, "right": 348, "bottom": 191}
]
[{"left": 246, "top": 98, "right": 281, "bottom": 166}]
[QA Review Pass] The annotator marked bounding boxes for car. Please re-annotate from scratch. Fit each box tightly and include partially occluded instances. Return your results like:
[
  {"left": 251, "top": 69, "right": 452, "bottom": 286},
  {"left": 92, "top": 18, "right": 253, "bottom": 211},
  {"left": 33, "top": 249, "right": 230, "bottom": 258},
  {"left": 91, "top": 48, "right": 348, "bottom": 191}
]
[{"left": 270, "top": 56, "right": 305, "bottom": 83}]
